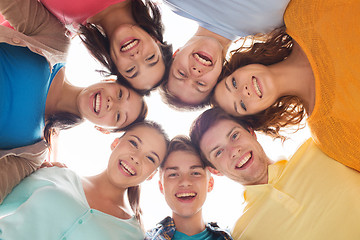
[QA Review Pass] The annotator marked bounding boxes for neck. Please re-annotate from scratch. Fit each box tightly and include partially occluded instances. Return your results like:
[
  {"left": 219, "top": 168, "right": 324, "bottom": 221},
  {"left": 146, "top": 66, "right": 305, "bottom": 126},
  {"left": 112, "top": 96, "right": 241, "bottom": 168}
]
[
  {"left": 89, "top": 0, "right": 135, "bottom": 39},
  {"left": 82, "top": 171, "right": 130, "bottom": 218},
  {"left": 45, "top": 68, "right": 82, "bottom": 117},
  {"left": 268, "top": 41, "right": 315, "bottom": 114},
  {"left": 172, "top": 209, "right": 205, "bottom": 236},
  {"left": 195, "top": 26, "right": 232, "bottom": 58}
]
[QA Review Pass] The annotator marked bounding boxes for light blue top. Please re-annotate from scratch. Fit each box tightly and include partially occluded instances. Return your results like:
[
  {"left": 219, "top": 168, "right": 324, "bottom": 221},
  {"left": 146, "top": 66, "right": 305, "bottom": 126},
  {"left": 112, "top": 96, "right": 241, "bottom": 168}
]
[
  {"left": 164, "top": 0, "right": 290, "bottom": 40},
  {"left": 174, "top": 229, "right": 224, "bottom": 240},
  {"left": 0, "top": 167, "right": 145, "bottom": 240},
  {"left": 0, "top": 43, "right": 65, "bottom": 149}
]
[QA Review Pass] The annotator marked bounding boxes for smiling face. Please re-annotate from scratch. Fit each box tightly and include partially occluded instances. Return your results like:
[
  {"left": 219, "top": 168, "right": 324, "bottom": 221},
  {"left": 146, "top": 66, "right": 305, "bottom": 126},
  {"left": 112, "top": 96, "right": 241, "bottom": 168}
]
[
  {"left": 199, "top": 119, "right": 270, "bottom": 185},
  {"left": 214, "top": 64, "right": 278, "bottom": 116},
  {"left": 110, "top": 24, "right": 165, "bottom": 91},
  {"left": 167, "top": 36, "right": 224, "bottom": 105},
  {"left": 77, "top": 81, "right": 143, "bottom": 129},
  {"left": 107, "top": 125, "right": 167, "bottom": 188},
  {"left": 159, "top": 151, "right": 213, "bottom": 219}
]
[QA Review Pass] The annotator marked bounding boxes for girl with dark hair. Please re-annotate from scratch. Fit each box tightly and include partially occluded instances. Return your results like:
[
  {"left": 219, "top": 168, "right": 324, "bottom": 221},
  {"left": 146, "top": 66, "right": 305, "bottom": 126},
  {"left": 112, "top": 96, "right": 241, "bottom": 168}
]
[
  {"left": 0, "top": 121, "right": 169, "bottom": 239},
  {"left": 40, "top": 0, "right": 173, "bottom": 94},
  {"left": 213, "top": 0, "right": 360, "bottom": 171},
  {"left": 0, "top": 0, "right": 147, "bottom": 203}
]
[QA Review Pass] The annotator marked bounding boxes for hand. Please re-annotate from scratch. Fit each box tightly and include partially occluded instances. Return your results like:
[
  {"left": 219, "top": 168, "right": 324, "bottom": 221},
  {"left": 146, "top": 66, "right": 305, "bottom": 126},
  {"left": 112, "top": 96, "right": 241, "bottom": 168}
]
[{"left": 39, "top": 161, "right": 67, "bottom": 169}]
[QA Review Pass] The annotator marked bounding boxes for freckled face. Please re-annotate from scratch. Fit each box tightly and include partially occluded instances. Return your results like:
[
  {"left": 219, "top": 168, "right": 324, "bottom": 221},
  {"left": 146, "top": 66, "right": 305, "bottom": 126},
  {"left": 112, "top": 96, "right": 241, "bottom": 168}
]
[
  {"left": 167, "top": 36, "right": 224, "bottom": 105},
  {"left": 107, "top": 125, "right": 167, "bottom": 188},
  {"left": 77, "top": 81, "right": 143, "bottom": 129},
  {"left": 110, "top": 24, "right": 165, "bottom": 91},
  {"left": 159, "top": 151, "right": 212, "bottom": 218},
  {"left": 200, "top": 119, "right": 269, "bottom": 185},
  {"left": 214, "top": 64, "right": 278, "bottom": 116}
]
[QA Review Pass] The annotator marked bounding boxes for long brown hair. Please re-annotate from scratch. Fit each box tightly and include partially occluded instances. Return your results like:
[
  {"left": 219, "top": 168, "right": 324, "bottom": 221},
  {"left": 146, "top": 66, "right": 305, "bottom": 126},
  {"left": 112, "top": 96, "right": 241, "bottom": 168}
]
[
  {"left": 79, "top": 0, "right": 173, "bottom": 95},
  {"left": 214, "top": 28, "right": 306, "bottom": 139}
]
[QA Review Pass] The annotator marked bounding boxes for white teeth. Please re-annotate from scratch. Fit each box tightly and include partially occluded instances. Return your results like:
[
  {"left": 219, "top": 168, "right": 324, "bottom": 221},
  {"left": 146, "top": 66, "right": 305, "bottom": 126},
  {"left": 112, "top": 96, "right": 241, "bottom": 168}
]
[
  {"left": 236, "top": 152, "right": 251, "bottom": 168},
  {"left": 176, "top": 192, "right": 196, "bottom": 198},
  {"left": 252, "top": 77, "right": 263, "bottom": 98},
  {"left": 121, "top": 39, "right": 139, "bottom": 52},
  {"left": 95, "top": 94, "right": 100, "bottom": 113},
  {"left": 121, "top": 161, "right": 135, "bottom": 175},
  {"left": 194, "top": 53, "right": 212, "bottom": 66}
]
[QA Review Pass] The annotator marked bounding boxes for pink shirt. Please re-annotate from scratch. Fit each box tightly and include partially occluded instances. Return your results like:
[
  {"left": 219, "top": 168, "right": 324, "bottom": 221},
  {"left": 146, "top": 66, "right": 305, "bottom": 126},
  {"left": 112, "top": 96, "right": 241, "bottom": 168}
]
[{"left": 40, "top": 0, "right": 125, "bottom": 29}]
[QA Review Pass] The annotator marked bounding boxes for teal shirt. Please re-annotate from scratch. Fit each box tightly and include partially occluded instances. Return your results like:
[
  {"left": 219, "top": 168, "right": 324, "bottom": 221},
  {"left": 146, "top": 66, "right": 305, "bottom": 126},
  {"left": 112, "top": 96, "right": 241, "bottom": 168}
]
[
  {"left": 174, "top": 229, "right": 225, "bottom": 240},
  {"left": 0, "top": 167, "right": 144, "bottom": 240}
]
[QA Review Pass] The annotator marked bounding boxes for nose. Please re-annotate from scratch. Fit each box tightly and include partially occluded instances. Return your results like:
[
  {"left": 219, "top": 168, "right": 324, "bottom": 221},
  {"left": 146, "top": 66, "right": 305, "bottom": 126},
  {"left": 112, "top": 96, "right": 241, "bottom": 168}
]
[
  {"left": 243, "top": 85, "right": 251, "bottom": 97},
  {"left": 190, "top": 65, "right": 203, "bottom": 77},
  {"left": 230, "top": 146, "right": 241, "bottom": 159},
  {"left": 106, "top": 96, "right": 113, "bottom": 111},
  {"left": 130, "top": 49, "right": 140, "bottom": 58},
  {"left": 130, "top": 156, "right": 139, "bottom": 165},
  {"left": 179, "top": 175, "right": 192, "bottom": 187}
]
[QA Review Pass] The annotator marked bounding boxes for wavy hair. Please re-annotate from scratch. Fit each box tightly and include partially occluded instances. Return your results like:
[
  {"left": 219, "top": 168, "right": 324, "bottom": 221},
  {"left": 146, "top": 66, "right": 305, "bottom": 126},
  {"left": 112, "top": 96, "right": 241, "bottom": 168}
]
[
  {"left": 213, "top": 28, "right": 306, "bottom": 139},
  {"left": 79, "top": 0, "right": 173, "bottom": 95}
]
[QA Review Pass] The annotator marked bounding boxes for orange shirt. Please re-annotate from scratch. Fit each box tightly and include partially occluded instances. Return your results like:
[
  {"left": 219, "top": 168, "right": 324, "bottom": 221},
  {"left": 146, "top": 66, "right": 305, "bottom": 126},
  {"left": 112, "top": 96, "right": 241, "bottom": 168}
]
[{"left": 285, "top": 0, "right": 360, "bottom": 171}]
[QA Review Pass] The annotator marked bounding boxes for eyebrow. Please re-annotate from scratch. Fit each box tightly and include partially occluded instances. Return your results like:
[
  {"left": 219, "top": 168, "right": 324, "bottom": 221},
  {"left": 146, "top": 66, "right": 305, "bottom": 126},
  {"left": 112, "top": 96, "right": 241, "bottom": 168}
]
[
  {"left": 208, "top": 127, "right": 237, "bottom": 156},
  {"left": 130, "top": 135, "right": 161, "bottom": 162}
]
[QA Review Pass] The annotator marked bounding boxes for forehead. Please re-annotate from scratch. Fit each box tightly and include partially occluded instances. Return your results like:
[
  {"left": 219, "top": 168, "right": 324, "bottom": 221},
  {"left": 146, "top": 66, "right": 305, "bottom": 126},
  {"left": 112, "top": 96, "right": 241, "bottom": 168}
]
[
  {"left": 164, "top": 151, "right": 202, "bottom": 169},
  {"left": 200, "top": 119, "right": 246, "bottom": 151}
]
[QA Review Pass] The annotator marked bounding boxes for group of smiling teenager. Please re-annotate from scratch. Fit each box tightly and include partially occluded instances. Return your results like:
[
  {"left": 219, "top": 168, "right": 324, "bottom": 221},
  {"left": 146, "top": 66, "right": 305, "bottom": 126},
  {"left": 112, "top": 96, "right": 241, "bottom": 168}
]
[{"left": 0, "top": 0, "right": 360, "bottom": 240}]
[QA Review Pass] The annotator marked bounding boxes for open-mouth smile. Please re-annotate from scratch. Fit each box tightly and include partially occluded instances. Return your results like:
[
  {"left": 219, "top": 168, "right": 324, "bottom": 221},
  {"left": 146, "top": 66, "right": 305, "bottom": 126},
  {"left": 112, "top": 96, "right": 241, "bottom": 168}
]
[
  {"left": 93, "top": 92, "right": 101, "bottom": 115},
  {"left": 175, "top": 191, "right": 197, "bottom": 202},
  {"left": 119, "top": 160, "right": 136, "bottom": 176},
  {"left": 252, "top": 76, "right": 263, "bottom": 98},
  {"left": 235, "top": 151, "right": 253, "bottom": 169},
  {"left": 193, "top": 52, "right": 213, "bottom": 66},
  {"left": 121, "top": 39, "right": 139, "bottom": 52}
]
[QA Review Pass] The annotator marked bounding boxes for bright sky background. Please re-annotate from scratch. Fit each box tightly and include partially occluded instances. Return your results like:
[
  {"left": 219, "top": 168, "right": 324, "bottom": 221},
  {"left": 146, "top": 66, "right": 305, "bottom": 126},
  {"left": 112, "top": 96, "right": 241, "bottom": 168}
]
[{"left": 56, "top": 1, "right": 311, "bottom": 231}]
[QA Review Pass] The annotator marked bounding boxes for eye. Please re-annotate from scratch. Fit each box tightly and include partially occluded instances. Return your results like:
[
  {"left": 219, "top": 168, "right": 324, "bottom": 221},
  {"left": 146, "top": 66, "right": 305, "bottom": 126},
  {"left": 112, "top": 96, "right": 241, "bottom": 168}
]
[
  {"left": 126, "top": 66, "right": 135, "bottom": 73},
  {"left": 231, "top": 132, "right": 239, "bottom": 140},
  {"left": 232, "top": 77, "right": 237, "bottom": 89},
  {"left": 178, "top": 70, "right": 187, "bottom": 78},
  {"left": 168, "top": 173, "right": 177, "bottom": 177},
  {"left": 147, "top": 156, "right": 155, "bottom": 163},
  {"left": 146, "top": 54, "right": 155, "bottom": 61},
  {"left": 240, "top": 100, "right": 247, "bottom": 111},
  {"left": 116, "top": 112, "right": 120, "bottom": 122},
  {"left": 215, "top": 149, "right": 223, "bottom": 157},
  {"left": 129, "top": 140, "right": 138, "bottom": 148},
  {"left": 197, "top": 81, "right": 206, "bottom": 86},
  {"left": 118, "top": 90, "right": 123, "bottom": 99},
  {"left": 192, "top": 171, "right": 201, "bottom": 176}
]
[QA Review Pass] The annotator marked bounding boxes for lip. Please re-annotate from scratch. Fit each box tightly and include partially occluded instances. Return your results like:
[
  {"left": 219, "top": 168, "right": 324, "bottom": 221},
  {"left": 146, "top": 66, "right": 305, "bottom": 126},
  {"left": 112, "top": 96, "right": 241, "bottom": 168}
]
[
  {"left": 90, "top": 91, "right": 101, "bottom": 115},
  {"left": 193, "top": 51, "right": 213, "bottom": 66},
  {"left": 175, "top": 191, "right": 197, "bottom": 203},
  {"left": 120, "top": 38, "right": 140, "bottom": 52},
  {"left": 118, "top": 160, "right": 137, "bottom": 177},
  {"left": 235, "top": 151, "right": 254, "bottom": 170},
  {"left": 251, "top": 76, "right": 263, "bottom": 98}
]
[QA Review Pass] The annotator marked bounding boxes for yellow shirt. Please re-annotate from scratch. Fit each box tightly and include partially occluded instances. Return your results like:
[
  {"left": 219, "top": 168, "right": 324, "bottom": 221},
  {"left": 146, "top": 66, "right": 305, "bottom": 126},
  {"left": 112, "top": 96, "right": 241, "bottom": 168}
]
[
  {"left": 285, "top": 0, "right": 360, "bottom": 171},
  {"left": 232, "top": 139, "right": 360, "bottom": 239}
]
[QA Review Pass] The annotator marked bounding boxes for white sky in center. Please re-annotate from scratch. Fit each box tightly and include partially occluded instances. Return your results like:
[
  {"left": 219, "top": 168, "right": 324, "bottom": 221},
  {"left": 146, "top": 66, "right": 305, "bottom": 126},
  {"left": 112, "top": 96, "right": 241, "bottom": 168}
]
[{"left": 56, "top": 2, "right": 311, "bottom": 231}]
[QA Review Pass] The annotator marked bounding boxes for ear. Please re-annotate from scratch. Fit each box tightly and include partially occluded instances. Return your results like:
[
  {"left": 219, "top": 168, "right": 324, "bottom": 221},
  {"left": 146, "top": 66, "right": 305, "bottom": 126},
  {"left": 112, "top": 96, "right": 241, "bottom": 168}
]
[
  {"left": 207, "top": 176, "right": 214, "bottom": 192},
  {"left": 95, "top": 126, "right": 111, "bottom": 135},
  {"left": 207, "top": 167, "right": 223, "bottom": 176},
  {"left": 248, "top": 127, "right": 257, "bottom": 139},
  {"left": 111, "top": 138, "right": 120, "bottom": 151},
  {"left": 158, "top": 180, "right": 164, "bottom": 195},
  {"left": 172, "top": 49, "right": 180, "bottom": 58},
  {"left": 147, "top": 169, "right": 158, "bottom": 181}
]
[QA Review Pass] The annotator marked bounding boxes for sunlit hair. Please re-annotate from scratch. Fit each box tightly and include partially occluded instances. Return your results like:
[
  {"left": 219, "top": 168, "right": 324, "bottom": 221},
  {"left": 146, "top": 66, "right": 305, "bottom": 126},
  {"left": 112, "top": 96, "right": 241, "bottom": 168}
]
[
  {"left": 212, "top": 27, "right": 306, "bottom": 140},
  {"left": 79, "top": 0, "right": 173, "bottom": 95},
  {"left": 158, "top": 83, "right": 212, "bottom": 111},
  {"left": 160, "top": 135, "right": 202, "bottom": 169},
  {"left": 119, "top": 120, "right": 170, "bottom": 228},
  {"left": 189, "top": 107, "right": 250, "bottom": 169}
]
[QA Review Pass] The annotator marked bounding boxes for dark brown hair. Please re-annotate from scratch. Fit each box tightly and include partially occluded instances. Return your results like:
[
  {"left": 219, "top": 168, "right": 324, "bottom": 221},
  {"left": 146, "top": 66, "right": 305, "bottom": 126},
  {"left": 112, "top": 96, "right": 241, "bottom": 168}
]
[
  {"left": 160, "top": 135, "right": 201, "bottom": 169},
  {"left": 213, "top": 28, "right": 306, "bottom": 139},
  {"left": 189, "top": 107, "right": 250, "bottom": 169},
  {"left": 79, "top": 0, "right": 173, "bottom": 95}
]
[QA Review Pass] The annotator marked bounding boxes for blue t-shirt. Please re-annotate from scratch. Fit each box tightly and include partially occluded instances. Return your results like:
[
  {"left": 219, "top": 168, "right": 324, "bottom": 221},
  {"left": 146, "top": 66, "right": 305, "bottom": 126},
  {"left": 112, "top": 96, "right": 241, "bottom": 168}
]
[
  {"left": 0, "top": 43, "right": 64, "bottom": 149},
  {"left": 164, "top": 0, "right": 289, "bottom": 40},
  {"left": 0, "top": 167, "right": 145, "bottom": 240},
  {"left": 174, "top": 229, "right": 224, "bottom": 240}
]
